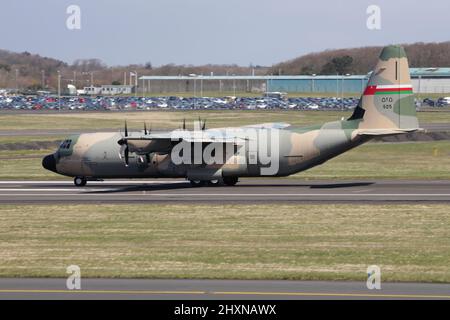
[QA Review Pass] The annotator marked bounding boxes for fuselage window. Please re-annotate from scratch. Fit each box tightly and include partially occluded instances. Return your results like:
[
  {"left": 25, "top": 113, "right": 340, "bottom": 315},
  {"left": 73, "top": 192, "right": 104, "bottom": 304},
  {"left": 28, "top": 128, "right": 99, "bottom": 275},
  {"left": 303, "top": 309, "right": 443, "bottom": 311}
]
[{"left": 60, "top": 140, "right": 72, "bottom": 149}]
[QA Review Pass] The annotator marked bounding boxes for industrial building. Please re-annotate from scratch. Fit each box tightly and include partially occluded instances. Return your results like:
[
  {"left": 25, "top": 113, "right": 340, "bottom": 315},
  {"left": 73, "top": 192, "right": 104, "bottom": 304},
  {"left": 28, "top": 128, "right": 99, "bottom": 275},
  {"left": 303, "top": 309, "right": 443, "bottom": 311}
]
[
  {"left": 83, "top": 85, "right": 134, "bottom": 95},
  {"left": 139, "top": 68, "right": 450, "bottom": 95}
]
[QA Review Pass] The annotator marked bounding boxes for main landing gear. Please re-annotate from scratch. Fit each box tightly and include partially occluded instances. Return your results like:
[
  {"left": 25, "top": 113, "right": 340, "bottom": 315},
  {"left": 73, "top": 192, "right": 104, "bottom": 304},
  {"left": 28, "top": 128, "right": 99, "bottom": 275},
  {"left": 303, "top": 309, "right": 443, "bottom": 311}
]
[
  {"left": 222, "top": 176, "right": 238, "bottom": 186},
  {"left": 189, "top": 177, "right": 238, "bottom": 187},
  {"left": 74, "top": 176, "right": 87, "bottom": 187}
]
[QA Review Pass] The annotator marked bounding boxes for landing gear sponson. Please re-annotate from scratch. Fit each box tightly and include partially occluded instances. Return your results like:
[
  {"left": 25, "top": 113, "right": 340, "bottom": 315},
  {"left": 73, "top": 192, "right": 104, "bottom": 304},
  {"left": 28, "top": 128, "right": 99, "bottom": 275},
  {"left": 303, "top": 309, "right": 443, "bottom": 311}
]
[
  {"left": 189, "top": 177, "right": 238, "bottom": 187},
  {"left": 73, "top": 176, "right": 239, "bottom": 187}
]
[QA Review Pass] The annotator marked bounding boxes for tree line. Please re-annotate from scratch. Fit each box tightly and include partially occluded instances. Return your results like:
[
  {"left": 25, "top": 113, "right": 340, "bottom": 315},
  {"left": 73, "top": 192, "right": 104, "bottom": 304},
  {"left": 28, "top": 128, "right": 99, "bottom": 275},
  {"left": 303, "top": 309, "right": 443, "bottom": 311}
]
[
  {"left": 269, "top": 41, "right": 450, "bottom": 76},
  {"left": 1, "top": 41, "right": 449, "bottom": 91}
]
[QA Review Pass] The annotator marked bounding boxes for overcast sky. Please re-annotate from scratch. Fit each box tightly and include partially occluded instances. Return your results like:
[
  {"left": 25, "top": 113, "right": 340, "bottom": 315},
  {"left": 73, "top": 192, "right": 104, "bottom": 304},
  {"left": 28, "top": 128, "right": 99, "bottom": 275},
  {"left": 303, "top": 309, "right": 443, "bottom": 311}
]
[{"left": 0, "top": 0, "right": 448, "bottom": 66}]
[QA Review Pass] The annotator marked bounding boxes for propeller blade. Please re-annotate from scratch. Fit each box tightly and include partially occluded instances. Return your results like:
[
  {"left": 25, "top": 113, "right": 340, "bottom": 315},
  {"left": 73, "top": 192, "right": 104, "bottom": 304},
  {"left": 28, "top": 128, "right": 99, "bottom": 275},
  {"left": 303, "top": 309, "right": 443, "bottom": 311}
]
[
  {"left": 202, "top": 119, "right": 206, "bottom": 131},
  {"left": 144, "top": 122, "right": 148, "bottom": 135},
  {"left": 124, "top": 121, "right": 128, "bottom": 137},
  {"left": 182, "top": 118, "right": 186, "bottom": 130},
  {"left": 124, "top": 146, "right": 129, "bottom": 166}
]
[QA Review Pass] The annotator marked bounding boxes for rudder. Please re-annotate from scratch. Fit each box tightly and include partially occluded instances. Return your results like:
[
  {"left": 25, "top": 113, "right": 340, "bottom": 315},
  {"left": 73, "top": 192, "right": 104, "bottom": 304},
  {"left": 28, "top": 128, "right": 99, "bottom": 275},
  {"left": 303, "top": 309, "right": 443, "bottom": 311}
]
[{"left": 350, "top": 45, "right": 419, "bottom": 130}]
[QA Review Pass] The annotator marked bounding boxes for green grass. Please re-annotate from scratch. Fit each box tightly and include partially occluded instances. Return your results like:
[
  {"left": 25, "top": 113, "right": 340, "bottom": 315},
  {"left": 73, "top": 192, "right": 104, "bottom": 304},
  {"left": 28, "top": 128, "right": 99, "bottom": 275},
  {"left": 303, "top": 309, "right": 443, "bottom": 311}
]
[
  {"left": 0, "top": 204, "right": 448, "bottom": 282},
  {"left": 1, "top": 109, "right": 450, "bottom": 132},
  {"left": 1, "top": 140, "right": 449, "bottom": 180},
  {"left": 0, "top": 135, "right": 65, "bottom": 144},
  {"left": 0, "top": 110, "right": 350, "bottom": 131},
  {"left": 294, "top": 141, "right": 450, "bottom": 180},
  {"left": 0, "top": 150, "right": 62, "bottom": 180}
]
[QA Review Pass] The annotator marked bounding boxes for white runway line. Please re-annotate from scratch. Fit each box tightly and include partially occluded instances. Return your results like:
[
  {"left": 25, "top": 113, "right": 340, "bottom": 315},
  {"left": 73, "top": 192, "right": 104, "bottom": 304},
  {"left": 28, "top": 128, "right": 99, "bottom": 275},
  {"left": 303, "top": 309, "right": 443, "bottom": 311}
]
[
  {"left": 0, "top": 193, "right": 450, "bottom": 197},
  {"left": 0, "top": 188, "right": 114, "bottom": 192},
  {"left": 0, "top": 180, "right": 187, "bottom": 185}
]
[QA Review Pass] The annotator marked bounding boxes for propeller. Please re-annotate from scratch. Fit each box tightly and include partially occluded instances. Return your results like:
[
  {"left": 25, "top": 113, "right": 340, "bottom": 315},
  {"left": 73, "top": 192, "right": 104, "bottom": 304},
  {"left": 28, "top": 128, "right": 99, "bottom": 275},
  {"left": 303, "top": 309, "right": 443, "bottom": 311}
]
[
  {"left": 196, "top": 116, "right": 206, "bottom": 131},
  {"left": 118, "top": 121, "right": 130, "bottom": 166},
  {"left": 144, "top": 122, "right": 148, "bottom": 135},
  {"left": 182, "top": 118, "right": 186, "bottom": 130}
]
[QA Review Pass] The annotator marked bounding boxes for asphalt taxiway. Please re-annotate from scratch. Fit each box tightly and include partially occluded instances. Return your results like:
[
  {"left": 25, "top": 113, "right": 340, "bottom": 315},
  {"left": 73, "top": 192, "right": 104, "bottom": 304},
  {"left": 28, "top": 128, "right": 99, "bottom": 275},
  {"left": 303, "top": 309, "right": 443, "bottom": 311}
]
[
  {"left": 0, "top": 179, "right": 449, "bottom": 204},
  {"left": 0, "top": 278, "right": 449, "bottom": 300}
]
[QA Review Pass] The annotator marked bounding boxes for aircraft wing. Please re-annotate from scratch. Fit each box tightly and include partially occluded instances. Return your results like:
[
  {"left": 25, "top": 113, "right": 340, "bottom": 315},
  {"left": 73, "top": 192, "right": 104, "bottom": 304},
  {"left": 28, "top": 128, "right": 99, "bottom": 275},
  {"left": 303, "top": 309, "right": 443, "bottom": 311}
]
[
  {"left": 119, "top": 130, "right": 244, "bottom": 154},
  {"left": 240, "top": 122, "right": 291, "bottom": 129}
]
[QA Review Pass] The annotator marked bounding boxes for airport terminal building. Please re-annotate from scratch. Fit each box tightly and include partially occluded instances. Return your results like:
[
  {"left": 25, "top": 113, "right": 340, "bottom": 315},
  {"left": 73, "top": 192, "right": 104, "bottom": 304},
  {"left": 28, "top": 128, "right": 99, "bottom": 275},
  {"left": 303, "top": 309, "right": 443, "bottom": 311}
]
[{"left": 139, "top": 68, "right": 450, "bottom": 95}]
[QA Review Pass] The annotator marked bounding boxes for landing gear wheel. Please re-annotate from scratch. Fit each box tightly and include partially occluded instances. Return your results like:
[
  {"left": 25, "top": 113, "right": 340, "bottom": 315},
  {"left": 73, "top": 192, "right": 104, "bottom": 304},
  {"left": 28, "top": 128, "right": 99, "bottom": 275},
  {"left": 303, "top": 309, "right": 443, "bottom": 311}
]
[
  {"left": 190, "top": 180, "right": 205, "bottom": 187},
  {"left": 222, "top": 176, "right": 238, "bottom": 186},
  {"left": 207, "top": 179, "right": 220, "bottom": 186},
  {"left": 74, "top": 176, "right": 87, "bottom": 187}
]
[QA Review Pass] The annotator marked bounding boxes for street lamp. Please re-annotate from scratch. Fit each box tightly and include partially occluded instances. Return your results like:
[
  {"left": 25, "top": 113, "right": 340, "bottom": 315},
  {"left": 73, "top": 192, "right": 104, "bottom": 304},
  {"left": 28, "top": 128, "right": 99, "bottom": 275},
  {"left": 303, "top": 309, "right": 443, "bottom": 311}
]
[
  {"left": 57, "top": 70, "right": 61, "bottom": 109},
  {"left": 41, "top": 70, "right": 45, "bottom": 89},
  {"left": 311, "top": 74, "right": 316, "bottom": 93},
  {"left": 341, "top": 73, "right": 351, "bottom": 111},
  {"left": 15, "top": 69, "right": 19, "bottom": 92},
  {"left": 134, "top": 70, "right": 138, "bottom": 96},
  {"left": 189, "top": 74, "right": 197, "bottom": 108}
]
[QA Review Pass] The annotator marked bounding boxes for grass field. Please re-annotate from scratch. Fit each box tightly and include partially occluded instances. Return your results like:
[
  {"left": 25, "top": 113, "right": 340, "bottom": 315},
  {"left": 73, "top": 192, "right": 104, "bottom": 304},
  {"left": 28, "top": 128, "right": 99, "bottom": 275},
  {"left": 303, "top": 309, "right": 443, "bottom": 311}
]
[
  {"left": 0, "top": 204, "right": 448, "bottom": 282},
  {"left": 1, "top": 109, "right": 450, "bottom": 132},
  {"left": 0, "top": 110, "right": 352, "bottom": 131},
  {"left": 1, "top": 140, "right": 449, "bottom": 180},
  {"left": 295, "top": 141, "right": 450, "bottom": 180},
  {"left": 0, "top": 110, "right": 449, "bottom": 180}
]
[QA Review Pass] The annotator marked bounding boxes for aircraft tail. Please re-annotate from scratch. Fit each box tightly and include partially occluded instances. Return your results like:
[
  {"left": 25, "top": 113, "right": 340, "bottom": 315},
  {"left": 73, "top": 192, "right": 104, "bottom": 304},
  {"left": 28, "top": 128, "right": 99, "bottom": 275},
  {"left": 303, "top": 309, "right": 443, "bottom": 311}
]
[{"left": 349, "top": 45, "right": 420, "bottom": 133}]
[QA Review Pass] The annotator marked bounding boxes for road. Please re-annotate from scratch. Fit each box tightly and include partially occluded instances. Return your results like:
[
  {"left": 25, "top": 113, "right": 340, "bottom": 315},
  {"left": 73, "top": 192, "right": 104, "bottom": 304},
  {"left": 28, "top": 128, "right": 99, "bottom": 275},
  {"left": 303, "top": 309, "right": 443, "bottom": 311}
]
[
  {"left": 0, "top": 278, "right": 449, "bottom": 300},
  {"left": 0, "top": 179, "right": 450, "bottom": 204}
]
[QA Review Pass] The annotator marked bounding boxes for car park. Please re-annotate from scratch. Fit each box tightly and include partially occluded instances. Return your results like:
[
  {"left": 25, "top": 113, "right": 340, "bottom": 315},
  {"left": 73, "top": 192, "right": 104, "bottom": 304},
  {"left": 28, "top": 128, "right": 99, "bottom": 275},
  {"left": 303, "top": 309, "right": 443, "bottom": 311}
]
[{"left": 0, "top": 92, "right": 448, "bottom": 112}]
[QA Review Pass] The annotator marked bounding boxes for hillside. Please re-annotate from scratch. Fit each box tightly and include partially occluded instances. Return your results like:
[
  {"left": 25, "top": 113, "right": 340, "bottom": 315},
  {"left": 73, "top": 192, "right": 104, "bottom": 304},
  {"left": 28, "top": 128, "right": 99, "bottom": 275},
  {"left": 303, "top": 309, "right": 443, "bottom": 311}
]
[
  {"left": 1, "top": 41, "right": 450, "bottom": 91},
  {"left": 0, "top": 49, "right": 68, "bottom": 89},
  {"left": 0, "top": 49, "right": 266, "bottom": 91},
  {"left": 269, "top": 42, "right": 450, "bottom": 75}
]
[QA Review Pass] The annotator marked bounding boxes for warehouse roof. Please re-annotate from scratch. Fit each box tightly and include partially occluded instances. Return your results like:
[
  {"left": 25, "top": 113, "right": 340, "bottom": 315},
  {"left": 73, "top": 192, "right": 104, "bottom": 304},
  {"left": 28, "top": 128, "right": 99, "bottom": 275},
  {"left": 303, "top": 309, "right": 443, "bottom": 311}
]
[
  {"left": 409, "top": 68, "right": 450, "bottom": 77},
  {"left": 140, "top": 68, "right": 450, "bottom": 81}
]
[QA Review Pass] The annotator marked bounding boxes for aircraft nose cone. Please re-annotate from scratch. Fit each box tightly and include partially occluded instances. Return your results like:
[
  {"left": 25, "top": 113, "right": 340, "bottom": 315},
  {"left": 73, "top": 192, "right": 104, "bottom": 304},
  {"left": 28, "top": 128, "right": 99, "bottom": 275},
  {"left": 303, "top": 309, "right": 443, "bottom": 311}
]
[{"left": 42, "top": 154, "right": 57, "bottom": 173}]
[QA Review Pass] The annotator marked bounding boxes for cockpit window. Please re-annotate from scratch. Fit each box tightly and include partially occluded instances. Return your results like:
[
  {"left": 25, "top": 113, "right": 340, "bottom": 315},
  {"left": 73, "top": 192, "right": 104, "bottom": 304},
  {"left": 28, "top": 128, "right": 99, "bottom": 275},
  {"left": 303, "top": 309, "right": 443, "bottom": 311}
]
[{"left": 60, "top": 139, "right": 72, "bottom": 149}]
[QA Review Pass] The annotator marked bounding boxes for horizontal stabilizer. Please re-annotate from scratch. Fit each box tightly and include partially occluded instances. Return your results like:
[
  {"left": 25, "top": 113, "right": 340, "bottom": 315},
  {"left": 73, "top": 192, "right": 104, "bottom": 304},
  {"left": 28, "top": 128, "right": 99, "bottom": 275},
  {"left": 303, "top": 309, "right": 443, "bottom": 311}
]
[{"left": 357, "top": 128, "right": 424, "bottom": 136}]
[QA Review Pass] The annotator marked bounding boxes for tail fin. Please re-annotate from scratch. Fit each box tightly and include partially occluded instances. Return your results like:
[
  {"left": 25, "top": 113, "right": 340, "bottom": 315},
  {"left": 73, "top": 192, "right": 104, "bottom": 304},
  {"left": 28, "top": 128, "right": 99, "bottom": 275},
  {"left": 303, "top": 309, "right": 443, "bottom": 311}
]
[{"left": 349, "top": 45, "right": 419, "bottom": 131}]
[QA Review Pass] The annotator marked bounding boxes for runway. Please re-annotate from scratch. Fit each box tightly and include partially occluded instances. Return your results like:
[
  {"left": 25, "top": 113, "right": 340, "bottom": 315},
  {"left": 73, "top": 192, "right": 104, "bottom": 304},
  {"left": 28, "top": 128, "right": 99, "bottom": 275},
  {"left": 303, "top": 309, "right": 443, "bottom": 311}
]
[
  {"left": 0, "top": 278, "right": 449, "bottom": 300},
  {"left": 0, "top": 179, "right": 450, "bottom": 204}
]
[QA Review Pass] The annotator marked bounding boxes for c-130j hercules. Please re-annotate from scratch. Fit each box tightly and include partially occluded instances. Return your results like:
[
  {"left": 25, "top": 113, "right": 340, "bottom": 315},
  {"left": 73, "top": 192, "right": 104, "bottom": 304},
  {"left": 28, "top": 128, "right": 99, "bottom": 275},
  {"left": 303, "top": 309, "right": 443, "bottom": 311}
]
[{"left": 43, "top": 46, "right": 421, "bottom": 187}]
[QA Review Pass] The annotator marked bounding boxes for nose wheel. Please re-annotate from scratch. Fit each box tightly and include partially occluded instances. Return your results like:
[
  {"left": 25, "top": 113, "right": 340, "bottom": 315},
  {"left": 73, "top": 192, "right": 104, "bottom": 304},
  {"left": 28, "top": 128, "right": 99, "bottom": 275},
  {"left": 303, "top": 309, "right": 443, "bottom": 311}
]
[{"left": 74, "top": 176, "right": 87, "bottom": 187}]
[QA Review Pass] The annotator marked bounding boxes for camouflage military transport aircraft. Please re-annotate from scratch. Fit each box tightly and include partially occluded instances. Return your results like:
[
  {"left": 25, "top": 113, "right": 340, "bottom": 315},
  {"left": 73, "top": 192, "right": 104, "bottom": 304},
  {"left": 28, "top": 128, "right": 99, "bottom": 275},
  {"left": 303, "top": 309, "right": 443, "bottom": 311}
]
[{"left": 43, "top": 45, "right": 421, "bottom": 187}]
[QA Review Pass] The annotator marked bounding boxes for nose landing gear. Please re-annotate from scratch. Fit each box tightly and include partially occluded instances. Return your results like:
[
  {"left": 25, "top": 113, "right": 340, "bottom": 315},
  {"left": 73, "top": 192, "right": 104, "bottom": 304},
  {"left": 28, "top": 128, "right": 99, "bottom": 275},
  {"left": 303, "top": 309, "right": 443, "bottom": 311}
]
[{"left": 74, "top": 176, "right": 87, "bottom": 187}]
